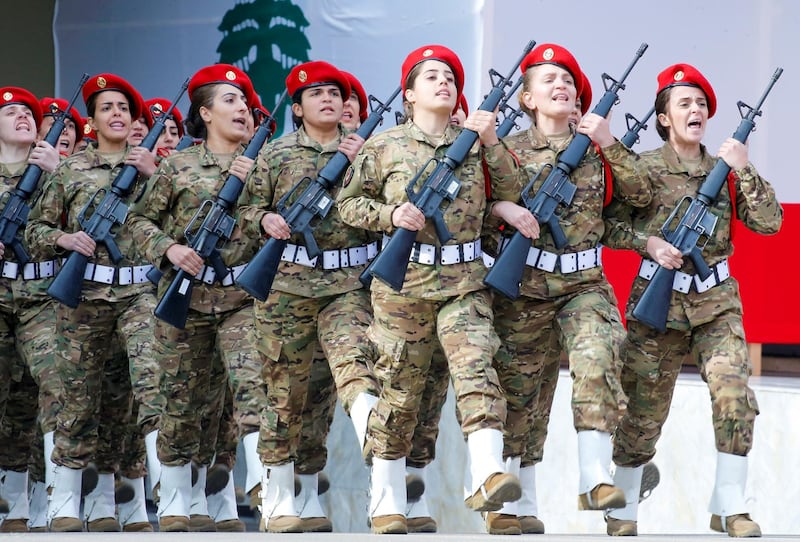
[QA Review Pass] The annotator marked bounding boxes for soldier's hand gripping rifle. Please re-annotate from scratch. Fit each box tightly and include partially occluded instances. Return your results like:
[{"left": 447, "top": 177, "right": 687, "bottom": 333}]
[
  {"left": 235, "top": 86, "right": 402, "bottom": 301},
  {"left": 0, "top": 74, "right": 89, "bottom": 265},
  {"left": 484, "top": 43, "right": 648, "bottom": 300},
  {"left": 631, "top": 68, "right": 783, "bottom": 332},
  {"left": 47, "top": 79, "right": 189, "bottom": 308},
  {"left": 153, "top": 91, "right": 287, "bottom": 328},
  {"left": 620, "top": 106, "right": 655, "bottom": 148},
  {"left": 364, "top": 40, "right": 536, "bottom": 292}
]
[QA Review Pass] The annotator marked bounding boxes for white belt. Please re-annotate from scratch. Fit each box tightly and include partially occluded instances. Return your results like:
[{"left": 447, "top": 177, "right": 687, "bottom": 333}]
[
  {"left": 196, "top": 262, "right": 248, "bottom": 286},
  {"left": 280, "top": 242, "right": 378, "bottom": 269},
  {"left": 499, "top": 236, "right": 603, "bottom": 274},
  {"left": 381, "top": 235, "right": 482, "bottom": 266},
  {"left": 83, "top": 263, "right": 154, "bottom": 285},
  {"left": 0, "top": 259, "right": 60, "bottom": 281},
  {"left": 638, "top": 258, "right": 730, "bottom": 294}
]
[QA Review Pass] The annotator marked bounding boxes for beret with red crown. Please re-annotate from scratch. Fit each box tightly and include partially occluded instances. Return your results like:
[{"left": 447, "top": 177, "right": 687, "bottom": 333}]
[
  {"left": 39, "top": 97, "right": 86, "bottom": 141},
  {"left": 341, "top": 71, "right": 368, "bottom": 123},
  {"left": 188, "top": 64, "right": 257, "bottom": 108},
  {"left": 286, "top": 61, "right": 351, "bottom": 102},
  {"left": 144, "top": 98, "right": 184, "bottom": 136},
  {"left": 401, "top": 44, "right": 465, "bottom": 98},
  {"left": 1, "top": 87, "right": 43, "bottom": 129},
  {"left": 520, "top": 43, "right": 584, "bottom": 97},
  {"left": 656, "top": 63, "right": 716, "bottom": 118},
  {"left": 82, "top": 73, "right": 144, "bottom": 120}
]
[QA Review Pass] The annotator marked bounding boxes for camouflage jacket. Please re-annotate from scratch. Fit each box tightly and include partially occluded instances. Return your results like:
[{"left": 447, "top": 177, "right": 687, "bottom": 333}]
[
  {"left": 25, "top": 145, "right": 152, "bottom": 302},
  {"left": 337, "top": 121, "right": 494, "bottom": 299},
  {"left": 602, "top": 141, "right": 783, "bottom": 329},
  {"left": 238, "top": 125, "right": 373, "bottom": 298},
  {"left": 485, "top": 125, "right": 652, "bottom": 299},
  {"left": 127, "top": 142, "right": 258, "bottom": 314}
]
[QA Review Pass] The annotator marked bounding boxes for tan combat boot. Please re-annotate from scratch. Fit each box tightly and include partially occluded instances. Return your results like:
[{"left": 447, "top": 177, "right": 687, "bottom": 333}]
[
  {"left": 708, "top": 453, "right": 761, "bottom": 538},
  {"left": 710, "top": 514, "right": 762, "bottom": 538},
  {"left": 485, "top": 512, "right": 522, "bottom": 535}
]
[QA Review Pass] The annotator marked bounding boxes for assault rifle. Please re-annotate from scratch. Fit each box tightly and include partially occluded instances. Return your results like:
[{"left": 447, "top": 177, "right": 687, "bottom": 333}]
[
  {"left": 364, "top": 40, "right": 536, "bottom": 291},
  {"left": 632, "top": 67, "right": 783, "bottom": 332},
  {"left": 235, "top": 85, "right": 402, "bottom": 301},
  {"left": 0, "top": 74, "right": 89, "bottom": 265},
  {"left": 484, "top": 43, "right": 648, "bottom": 300},
  {"left": 620, "top": 106, "right": 655, "bottom": 148},
  {"left": 47, "top": 79, "right": 189, "bottom": 308},
  {"left": 153, "top": 91, "right": 287, "bottom": 328},
  {"left": 496, "top": 76, "right": 525, "bottom": 138}
]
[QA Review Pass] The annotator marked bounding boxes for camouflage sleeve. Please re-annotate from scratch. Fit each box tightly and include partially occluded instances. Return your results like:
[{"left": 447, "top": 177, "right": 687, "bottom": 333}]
[
  {"left": 237, "top": 151, "right": 274, "bottom": 239},
  {"left": 601, "top": 199, "right": 649, "bottom": 255},
  {"left": 602, "top": 141, "right": 652, "bottom": 208},
  {"left": 25, "top": 168, "right": 66, "bottom": 258},
  {"left": 127, "top": 160, "right": 179, "bottom": 268},
  {"left": 732, "top": 163, "right": 783, "bottom": 234},
  {"left": 483, "top": 140, "right": 522, "bottom": 202},
  {"left": 337, "top": 149, "right": 397, "bottom": 233}
]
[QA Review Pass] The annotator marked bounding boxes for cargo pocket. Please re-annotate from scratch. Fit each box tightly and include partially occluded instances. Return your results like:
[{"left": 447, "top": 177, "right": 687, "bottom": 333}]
[{"left": 366, "top": 322, "right": 407, "bottom": 382}]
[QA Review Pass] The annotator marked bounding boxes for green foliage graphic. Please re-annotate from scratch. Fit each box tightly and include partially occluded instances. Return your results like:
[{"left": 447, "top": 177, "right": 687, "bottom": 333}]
[{"left": 217, "top": 0, "right": 311, "bottom": 135}]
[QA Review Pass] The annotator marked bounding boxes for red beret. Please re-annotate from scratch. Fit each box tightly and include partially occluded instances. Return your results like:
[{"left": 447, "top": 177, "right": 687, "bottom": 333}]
[
  {"left": 656, "top": 63, "right": 716, "bottom": 118},
  {"left": 0, "top": 87, "right": 43, "bottom": 129},
  {"left": 250, "top": 94, "right": 277, "bottom": 135},
  {"left": 188, "top": 64, "right": 257, "bottom": 108},
  {"left": 39, "top": 97, "right": 86, "bottom": 142},
  {"left": 401, "top": 44, "right": 465, "bottom": 98},
  {"left": 520, "top": 43, "right": 584, "bottom": 98},
  {"left": 578, "top": 71, "right": 592, "bottom": 115},
  {"left": 341, "top": 71, "right": 368, "bottom": 123},
  {"left": 145, "top": 98, "right": 184, "bottom": 137},
  {"left": 452, "top": 94, "right": 469, "bottom": 117},
  {"left": 286, "top": 61, "right": 351, "bottom": 102},
  {"left": 82, "top": 73, "right": 144, "bottom": 120},
  {"left": 134, "top": 93, "right": 154, "bottom": 128}
]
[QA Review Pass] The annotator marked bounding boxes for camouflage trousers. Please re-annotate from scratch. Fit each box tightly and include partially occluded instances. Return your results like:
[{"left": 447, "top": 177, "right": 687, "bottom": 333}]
[
  {"left": 368, "top": 289, "right": 503, "bottom": 460},
  {"left": 154, "top": 303, "right": 253, "bottom": 467},
  {"left": 493, "top": 284, "right": 626, "bottom": 459},
  {"left": 521, "top": 354, "right": 561, "bottom": 468},
  {"left": 613, "top": 310, "right": 758, "bottom": 467},
  {"left": 254, "top": 289, "right": 374, "bottom": 469},
  {"left": 407, "top": 344, "right": 450, "bottom": 469},
  {"left": 53, "top": 294, "right": 154, "bottom": 472}
]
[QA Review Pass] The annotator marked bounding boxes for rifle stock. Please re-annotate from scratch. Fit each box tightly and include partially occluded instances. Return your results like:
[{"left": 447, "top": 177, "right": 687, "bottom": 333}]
[
  {"left": 0, "top": 74, "right": 89, "bottom": 266},
  {"left": 631, "top": 67, "right": 782, "bottom": 331},
  {"left": 49, "top": 79, "right": 189, "bottom": 308},
  {"left": 485, "top": 43, "right": 648, "bottom": 300},
  {"left": 153, "top": 91, "right": 287, "bottom": 326},
  {"left": 235, "top": 86, "right": 402, "bottom": 301}
]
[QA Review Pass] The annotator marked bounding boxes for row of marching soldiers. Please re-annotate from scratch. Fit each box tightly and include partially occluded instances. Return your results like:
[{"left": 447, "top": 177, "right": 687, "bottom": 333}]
[{"left": 0, "top": 40, "right": 779, "bottom": 537}]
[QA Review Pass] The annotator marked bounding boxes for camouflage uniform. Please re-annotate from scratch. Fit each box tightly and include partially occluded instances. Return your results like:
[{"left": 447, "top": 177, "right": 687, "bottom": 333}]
[
  {"left": 127, "top": 142, "right": 261, "bottom": 467},
  {"left": 337, "top": 121, "right": 504, "bottom": 460},
  {"left": 601, "top": 142, "right": 783, "bottom": 466},
  {"left": 0, "top": 161, "right": 64, "bottom": 483},
  {"left": 25, "top": 145, "right": 157, "bottom": 474},
  {"left": 237, "top": 124, "right": 379, "bottom": 467}
]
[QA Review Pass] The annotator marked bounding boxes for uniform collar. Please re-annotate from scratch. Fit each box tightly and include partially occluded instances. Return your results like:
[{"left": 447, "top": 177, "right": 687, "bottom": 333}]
[
  {"left": 661, "top": 142, "right": 715, "bottom": 175},
  {"left": 294, "top": 124, "right": 347, "bottom": 153}
]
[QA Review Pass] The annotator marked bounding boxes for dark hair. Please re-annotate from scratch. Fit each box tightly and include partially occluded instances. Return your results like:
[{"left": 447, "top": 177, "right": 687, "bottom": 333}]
[
  {"left": 517, "top": 67, "right": 536, "bottom": 120},
  {"left": 398, "top": 62, "right": 426, "bottom": 124},
  {"left": 185, "top": 84, "right": 219, "bottom": 140},
  {"left": 654, "top": 87, "right": 672, "bottom": 141}
]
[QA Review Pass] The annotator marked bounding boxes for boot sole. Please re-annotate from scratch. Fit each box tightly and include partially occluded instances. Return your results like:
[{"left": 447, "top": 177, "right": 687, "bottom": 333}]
[
  {"left": 639, "top": 462, "right": 660, "bottom": 502},
  {"left": 465, "top": 477, "right": 522, "bottom": 512}
]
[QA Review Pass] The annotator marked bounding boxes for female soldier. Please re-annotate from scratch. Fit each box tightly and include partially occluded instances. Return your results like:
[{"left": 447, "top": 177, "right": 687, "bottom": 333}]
[
  {"left": 0, "top": 87, "right": 60, "bottom": 533},
  {"left": 483, "top": 44, "right": 650, "bottom": 535},
  {"left": 236, "top": 59, "right": 376, "bottom": 534},
  {"left": 340, "top": 70, "right": 368, "bottom": 131},
  {"left": 37, "top": 97, "right": 85, "bottom": 156},
  {"left": 337, "top": 44, "right": 520, "bottom": 534},
  {"left": 25, "top": 73, "right": 158, "bottom": 532},
  {"left": 595, "top": 63, "right": 781, "bottom": 537},
  {"left": 125, "top": 63, "right": 261, "bottom": 532}
]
